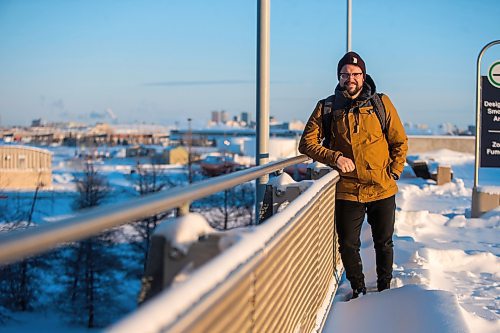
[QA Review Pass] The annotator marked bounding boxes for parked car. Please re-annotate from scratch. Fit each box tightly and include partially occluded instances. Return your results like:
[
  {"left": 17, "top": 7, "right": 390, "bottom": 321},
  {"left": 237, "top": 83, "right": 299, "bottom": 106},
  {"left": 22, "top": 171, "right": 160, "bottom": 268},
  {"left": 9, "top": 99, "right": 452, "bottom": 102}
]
[{"left": 200, "top": 155, "right": 243, "bottom": 177}]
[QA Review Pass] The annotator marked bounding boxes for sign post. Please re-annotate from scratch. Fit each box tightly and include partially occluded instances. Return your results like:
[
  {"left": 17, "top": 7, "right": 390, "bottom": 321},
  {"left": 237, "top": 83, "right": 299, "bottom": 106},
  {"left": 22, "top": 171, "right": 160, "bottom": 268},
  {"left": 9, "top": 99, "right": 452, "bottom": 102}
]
[{"left": 472, "top": 40, "right": 500, "bottom": 217}]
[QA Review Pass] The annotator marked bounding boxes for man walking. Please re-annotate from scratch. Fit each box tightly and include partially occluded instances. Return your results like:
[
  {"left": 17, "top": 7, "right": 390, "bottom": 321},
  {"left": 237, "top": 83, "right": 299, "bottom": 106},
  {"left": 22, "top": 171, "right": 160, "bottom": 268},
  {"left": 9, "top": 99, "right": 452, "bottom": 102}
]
[{"left": 299, "top": 52, "right": 408, "bottom": 299}]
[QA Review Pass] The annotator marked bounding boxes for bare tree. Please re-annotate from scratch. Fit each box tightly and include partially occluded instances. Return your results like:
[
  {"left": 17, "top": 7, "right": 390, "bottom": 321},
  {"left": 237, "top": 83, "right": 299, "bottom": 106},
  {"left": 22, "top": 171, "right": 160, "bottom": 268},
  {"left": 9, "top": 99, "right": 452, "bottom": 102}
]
[
  {"left": 73, "top": 163, "right": 109, "bottom": 209},
  {"left": 130, "top": 161, "right": 176, "bottom": 270},
  {"left": 193, "top": 182, "right": 254, "bottom": 230},
  {"left": 58, "top": 162, "right": 125, "bottom": 328}
]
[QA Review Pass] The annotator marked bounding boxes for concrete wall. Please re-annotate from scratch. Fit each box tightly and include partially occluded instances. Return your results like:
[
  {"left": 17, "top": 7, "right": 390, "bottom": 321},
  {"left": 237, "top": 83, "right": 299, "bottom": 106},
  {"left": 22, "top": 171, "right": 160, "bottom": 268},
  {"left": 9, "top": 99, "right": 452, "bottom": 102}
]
[
  {"left": 407, "top": 135, "right": 474, "bottom": 154},
  {"left": 0, "top": 170, "right": 52, "bottom": 189}
]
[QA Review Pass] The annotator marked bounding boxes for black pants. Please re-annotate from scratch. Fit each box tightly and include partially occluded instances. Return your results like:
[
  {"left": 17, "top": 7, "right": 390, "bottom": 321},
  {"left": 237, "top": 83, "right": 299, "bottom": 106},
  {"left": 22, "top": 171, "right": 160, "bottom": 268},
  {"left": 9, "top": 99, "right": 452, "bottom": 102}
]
[{"left": 335, "top": 195, "right": 396, "bottom": 290}]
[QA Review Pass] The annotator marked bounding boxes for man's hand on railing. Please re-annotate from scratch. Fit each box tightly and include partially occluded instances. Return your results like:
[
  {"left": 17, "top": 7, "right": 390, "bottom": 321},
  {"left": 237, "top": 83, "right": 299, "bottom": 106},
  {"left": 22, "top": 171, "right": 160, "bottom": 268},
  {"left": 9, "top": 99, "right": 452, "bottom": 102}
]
[{"left": 336, "top": 156, "right": 356, "bottom": 173}]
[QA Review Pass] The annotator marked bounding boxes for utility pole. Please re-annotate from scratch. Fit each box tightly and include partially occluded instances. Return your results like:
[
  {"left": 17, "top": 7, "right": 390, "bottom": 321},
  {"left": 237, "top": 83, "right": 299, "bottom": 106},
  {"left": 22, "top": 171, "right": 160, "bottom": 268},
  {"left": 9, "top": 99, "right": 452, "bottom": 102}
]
[{"left": 347, "top": 0, "right": 352, "bottom": 52}]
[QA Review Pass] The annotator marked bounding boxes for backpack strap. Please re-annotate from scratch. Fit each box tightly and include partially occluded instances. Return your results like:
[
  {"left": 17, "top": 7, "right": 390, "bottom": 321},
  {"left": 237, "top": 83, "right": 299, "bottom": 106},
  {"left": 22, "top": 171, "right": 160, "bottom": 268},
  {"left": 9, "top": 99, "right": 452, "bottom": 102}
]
[
  {"left": 371, "top": 93, "right": 387, "bottom": 134},
  {"left": 321, "top": 95, "right": 335, "bottom": 147}
]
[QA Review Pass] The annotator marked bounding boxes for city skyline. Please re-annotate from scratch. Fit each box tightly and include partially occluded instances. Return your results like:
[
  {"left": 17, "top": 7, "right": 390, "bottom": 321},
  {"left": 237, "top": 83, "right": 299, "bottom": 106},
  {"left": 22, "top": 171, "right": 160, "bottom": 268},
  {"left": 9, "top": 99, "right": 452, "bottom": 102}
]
[{"left": 1, "top": 0, "right": 500, "bottom": 128}]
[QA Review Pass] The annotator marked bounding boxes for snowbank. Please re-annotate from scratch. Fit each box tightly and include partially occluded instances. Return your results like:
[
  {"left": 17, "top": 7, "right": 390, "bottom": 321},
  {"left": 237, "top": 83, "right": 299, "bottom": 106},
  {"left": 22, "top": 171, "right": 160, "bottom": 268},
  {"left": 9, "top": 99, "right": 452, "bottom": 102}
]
[{"left": 325, "top": 285, "right": 469, "bottom": 333}]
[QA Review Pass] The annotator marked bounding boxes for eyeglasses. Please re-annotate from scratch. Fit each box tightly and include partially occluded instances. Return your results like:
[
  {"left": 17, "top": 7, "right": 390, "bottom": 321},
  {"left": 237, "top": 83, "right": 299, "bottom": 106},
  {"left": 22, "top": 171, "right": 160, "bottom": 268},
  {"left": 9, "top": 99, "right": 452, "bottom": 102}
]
[{"left": 340, "top": 73, "right": 363, "bottom": 80}]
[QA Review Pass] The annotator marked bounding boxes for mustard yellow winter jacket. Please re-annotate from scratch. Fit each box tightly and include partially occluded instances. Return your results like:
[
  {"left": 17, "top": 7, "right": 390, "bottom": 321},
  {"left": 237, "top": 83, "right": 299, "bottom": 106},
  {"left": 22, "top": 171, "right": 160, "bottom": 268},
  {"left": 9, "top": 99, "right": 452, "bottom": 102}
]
[{"left": 299, "top": 76, "right": 408, "bottom": 202}]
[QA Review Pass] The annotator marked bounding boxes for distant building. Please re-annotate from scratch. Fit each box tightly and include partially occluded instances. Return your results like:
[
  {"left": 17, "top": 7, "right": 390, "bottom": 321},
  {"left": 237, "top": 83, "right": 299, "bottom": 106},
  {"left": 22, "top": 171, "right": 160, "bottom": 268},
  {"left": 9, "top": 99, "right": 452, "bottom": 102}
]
[
  {"left": 31, "top": 118, "right": 46, "bottom": 127},
  {"left": 0, "top": 145, "right": 52, "bottom": 189},
  {"left": 0, "top": 122, "right": 170, "bottom": 147},
  {"left": 269, "top": 121, "right": 305, "bottom": 131},
  {"left": 220, "top": 110, "right": 229, "bottom": 123},
  {"left": 169, "top": 127, "right": 302, "bottom": 147},
  {"left": 154, "top": 146, "right": 189, "bottom": 165},
  {"left": 126, "top": 145, "right": 158, "bottom": 158},
  {"left": 241, "top": 112, "right": 250, "bottom": 124},
  {"left": 211, "top": 111, "right": 220, "bottom": 124}
]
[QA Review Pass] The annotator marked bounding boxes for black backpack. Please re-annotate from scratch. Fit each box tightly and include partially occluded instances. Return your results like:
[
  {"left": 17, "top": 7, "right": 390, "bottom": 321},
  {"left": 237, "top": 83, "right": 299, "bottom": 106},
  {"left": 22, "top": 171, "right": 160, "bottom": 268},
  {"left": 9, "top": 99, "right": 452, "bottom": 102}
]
[{"left": 321, "top": 93, "right": 387, "bottom": 147}]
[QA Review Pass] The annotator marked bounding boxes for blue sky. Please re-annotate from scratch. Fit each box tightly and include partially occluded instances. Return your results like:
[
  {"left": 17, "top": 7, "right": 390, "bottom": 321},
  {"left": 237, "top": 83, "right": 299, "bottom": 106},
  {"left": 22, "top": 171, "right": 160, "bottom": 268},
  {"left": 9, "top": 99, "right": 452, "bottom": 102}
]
[{"left": 0, "top": 0, "right": 499, "bottom": 128}]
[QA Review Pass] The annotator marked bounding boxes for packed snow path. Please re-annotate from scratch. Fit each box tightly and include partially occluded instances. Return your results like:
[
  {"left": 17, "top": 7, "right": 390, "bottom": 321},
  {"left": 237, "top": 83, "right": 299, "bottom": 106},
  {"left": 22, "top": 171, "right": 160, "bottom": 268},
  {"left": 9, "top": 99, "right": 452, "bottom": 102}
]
[{"left": 323, "top": 150, "right": 499, "bottom": 333}]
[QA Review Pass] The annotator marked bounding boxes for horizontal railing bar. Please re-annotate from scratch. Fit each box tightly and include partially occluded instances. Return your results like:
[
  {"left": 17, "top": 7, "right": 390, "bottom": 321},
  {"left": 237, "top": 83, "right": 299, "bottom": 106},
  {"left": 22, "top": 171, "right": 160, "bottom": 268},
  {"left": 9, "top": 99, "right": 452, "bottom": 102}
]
[{"left": 0, "top": 155, "right": 310, "bottom": 265}]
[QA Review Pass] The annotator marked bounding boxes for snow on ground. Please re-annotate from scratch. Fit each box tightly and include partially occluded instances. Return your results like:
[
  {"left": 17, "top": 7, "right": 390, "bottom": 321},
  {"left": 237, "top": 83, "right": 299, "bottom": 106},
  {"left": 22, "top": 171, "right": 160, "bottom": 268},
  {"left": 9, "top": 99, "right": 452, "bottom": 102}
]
[
  {"left": 326, "top": 285, "right": 471, "bottom": 333},
  {"left": 324, "top": 150, "right": 499, "bottom": 333},
  {"left": 2, "top": 148, "right": 499, "bottom": 332}
]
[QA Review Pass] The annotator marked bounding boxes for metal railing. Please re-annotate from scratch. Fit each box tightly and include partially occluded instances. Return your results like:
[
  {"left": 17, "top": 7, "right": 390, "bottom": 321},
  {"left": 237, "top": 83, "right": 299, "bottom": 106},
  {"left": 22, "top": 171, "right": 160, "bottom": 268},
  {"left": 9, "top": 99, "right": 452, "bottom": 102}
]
[
  {"left": 0, "top": 155, "right": 309, "bottom": 264},
  {"left": 109, "top": 164, "right": 341, "bottom": 333}
]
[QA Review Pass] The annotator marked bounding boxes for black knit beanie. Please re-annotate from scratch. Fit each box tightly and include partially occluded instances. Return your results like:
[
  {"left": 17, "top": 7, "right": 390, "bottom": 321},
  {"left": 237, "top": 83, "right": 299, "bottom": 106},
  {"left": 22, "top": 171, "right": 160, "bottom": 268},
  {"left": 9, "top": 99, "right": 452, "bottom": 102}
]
[{"left": 337, "top": 51, "right": 366, "bottom": 79}]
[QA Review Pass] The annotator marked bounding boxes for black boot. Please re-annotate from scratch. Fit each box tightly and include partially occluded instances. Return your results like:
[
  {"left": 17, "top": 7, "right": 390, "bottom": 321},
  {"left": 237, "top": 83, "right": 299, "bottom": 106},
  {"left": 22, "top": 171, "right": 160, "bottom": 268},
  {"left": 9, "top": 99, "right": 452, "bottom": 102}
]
[
  {"left": 377, "top": 280, "right": 391, "bottom": 292},
  {"left": 351, "top": 286, "right": 367, "bottom": 300}
]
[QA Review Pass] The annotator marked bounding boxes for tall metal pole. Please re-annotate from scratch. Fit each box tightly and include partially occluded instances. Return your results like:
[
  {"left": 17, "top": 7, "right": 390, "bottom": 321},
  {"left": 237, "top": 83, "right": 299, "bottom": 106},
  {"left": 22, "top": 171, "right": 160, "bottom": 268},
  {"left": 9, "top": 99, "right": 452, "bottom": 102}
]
[
  {"left": 188, "top": 117, "right": 193, "bottom": 184},
  {"left": 474, "top": 40, "right": 500, "bottom": 189},
  {"left": 346, "top": 0, "right": 352, "bottom": 52},
  {"left": 255, "top": 0, "right": 270, "bottom": 224}
]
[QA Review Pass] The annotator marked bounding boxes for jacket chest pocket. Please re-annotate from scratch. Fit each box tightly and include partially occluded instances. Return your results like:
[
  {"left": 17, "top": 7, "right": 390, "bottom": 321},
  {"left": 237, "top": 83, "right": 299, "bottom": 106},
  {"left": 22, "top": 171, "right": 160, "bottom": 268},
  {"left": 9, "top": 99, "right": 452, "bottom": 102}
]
[
  {"left": 359, "top": 106, "right": 383, "bottom": 139},
  {"left": 331, "top": 109, "right": 349, "bottom": 137}
]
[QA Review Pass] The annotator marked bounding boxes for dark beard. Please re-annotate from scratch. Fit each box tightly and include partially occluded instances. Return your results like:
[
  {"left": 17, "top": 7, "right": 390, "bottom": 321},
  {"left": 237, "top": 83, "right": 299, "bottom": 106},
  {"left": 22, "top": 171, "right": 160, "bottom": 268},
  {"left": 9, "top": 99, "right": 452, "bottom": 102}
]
[
  {"left": 345, "top": 84, "right": 362, "bottom": 97},
  {"left": 341, "top": 83, "right": 362, "bottom": 97}
]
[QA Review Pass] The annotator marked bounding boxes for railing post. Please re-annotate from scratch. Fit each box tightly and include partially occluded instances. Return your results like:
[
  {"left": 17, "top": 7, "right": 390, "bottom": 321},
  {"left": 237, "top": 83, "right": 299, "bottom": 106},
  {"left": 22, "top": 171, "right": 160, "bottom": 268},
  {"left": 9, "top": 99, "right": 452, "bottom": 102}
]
[{"left": 176, "top": 202, "right": 190, "bottom": 216}]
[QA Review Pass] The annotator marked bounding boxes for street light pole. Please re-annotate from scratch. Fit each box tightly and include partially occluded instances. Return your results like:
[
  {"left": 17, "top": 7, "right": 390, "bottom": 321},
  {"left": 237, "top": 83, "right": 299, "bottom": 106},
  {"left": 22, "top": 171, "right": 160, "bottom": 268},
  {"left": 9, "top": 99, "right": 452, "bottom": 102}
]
[
  {"left": 255, "top": 0, "right": 270, "bottom": 225},
  {"left": 347, "top": 0, "right": 352, "bottom": 52}
]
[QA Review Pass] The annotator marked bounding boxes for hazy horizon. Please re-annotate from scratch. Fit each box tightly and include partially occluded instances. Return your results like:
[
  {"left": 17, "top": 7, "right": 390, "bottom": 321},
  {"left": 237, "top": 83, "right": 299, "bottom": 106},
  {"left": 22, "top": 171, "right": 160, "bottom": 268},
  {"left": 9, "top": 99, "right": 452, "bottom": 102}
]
[{"left": 1, "top": 0, "right": 499, "bottom": 128}]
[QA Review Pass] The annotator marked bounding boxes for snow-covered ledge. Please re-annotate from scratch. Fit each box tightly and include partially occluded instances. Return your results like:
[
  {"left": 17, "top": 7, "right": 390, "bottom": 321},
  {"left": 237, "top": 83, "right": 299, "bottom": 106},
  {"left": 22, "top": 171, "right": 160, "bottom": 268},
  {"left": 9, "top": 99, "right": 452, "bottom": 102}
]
[
  {"left": 307, "top": 161, "right": 333, "bottom": 180},
  {"left": 155, "top": 213, "right": 215, "bottom": 255}
]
